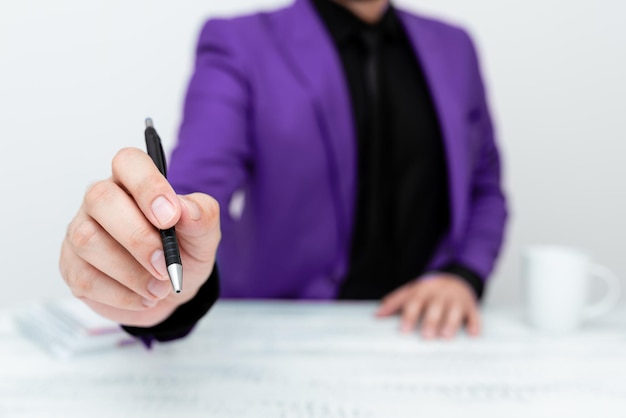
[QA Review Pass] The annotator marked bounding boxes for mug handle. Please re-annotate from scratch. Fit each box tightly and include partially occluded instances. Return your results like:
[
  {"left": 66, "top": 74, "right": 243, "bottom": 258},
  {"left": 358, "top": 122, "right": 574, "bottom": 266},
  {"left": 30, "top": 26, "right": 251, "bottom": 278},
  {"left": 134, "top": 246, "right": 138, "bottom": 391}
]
[{"left": 583, "top": 264, "right": 621, "bottom": 320}]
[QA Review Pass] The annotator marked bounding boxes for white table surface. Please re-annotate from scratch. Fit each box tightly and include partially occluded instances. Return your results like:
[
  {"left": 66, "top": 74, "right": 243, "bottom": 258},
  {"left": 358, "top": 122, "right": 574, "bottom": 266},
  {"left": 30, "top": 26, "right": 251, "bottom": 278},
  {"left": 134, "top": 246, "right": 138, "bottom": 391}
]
[{"left": 2, "top": 300, "right": 626, "bottom": 417}]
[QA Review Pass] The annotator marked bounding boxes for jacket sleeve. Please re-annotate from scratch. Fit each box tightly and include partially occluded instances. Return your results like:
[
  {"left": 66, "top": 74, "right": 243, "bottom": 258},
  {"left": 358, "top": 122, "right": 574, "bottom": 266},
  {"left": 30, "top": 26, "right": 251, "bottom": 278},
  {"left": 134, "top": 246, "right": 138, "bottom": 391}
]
[
  {"left": 168, "top": 18, "right": 252, "bottom": 205},
  {"left": 452, "top": 31, "right": 509, "bottom": 282}
]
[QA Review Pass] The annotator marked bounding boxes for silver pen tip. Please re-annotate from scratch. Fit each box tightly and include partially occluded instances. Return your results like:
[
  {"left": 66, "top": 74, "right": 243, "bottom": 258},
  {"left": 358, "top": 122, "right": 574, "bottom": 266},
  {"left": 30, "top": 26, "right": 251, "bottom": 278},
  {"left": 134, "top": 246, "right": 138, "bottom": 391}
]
[
  {"left": 145, "top": 118, "right": 154, "bottom": 128},
  {"left": 167, "top": 264, "right": 183, "bottom": 293}
]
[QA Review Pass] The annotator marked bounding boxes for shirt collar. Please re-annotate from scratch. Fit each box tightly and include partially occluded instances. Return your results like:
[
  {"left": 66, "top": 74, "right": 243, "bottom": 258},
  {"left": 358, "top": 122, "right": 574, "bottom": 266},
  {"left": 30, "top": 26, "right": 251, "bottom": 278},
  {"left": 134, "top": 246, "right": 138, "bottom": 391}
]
[{"left": 311, "top": 0, "right": 402, "bottom": 45}]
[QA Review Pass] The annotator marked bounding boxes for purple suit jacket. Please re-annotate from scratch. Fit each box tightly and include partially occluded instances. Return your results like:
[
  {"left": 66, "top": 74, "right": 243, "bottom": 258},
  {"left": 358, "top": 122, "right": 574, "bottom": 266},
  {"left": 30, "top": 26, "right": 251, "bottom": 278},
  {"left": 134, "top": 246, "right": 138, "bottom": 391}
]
[{"left": 168, "top": 0, "right": 508, "bottom": 299}]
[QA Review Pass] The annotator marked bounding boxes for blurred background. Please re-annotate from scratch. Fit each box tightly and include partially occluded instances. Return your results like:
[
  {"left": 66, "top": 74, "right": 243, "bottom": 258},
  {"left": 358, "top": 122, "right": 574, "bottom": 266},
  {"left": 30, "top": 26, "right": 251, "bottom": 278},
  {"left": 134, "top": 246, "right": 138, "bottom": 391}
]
[{"left": 0, "top": 0, "right": 624, "bottom": 309}]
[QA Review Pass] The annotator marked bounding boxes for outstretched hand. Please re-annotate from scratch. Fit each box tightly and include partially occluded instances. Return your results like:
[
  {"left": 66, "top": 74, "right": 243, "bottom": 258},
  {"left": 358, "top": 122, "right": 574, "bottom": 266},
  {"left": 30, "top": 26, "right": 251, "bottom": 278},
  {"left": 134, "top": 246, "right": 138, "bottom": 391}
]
[{"left": 59, "top": 148, "right": 221, "bottom": 328}]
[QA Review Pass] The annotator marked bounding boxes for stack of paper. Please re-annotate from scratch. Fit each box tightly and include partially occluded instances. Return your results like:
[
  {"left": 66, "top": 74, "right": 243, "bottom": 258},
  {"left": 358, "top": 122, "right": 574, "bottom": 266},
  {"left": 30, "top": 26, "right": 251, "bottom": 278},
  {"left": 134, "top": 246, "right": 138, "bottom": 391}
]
[{"left": 15, "top": 298, "right": 137, "bottom": 359}]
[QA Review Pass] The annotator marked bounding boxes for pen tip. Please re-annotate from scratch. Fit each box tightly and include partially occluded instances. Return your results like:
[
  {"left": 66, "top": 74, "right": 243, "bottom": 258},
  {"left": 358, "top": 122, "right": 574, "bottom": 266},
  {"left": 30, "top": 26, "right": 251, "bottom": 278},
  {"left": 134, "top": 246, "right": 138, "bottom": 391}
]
[
  {"left": 145, "top": 118, "right": 154, "bottom": 128},
  {"left": 167, "top": 264, "right": 183, "bottom": 294}
]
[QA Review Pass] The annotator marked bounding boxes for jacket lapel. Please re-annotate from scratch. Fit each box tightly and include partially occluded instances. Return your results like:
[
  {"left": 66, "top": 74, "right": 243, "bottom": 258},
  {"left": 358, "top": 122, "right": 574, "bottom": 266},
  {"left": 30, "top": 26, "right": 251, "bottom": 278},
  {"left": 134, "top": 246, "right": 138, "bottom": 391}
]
[
  {"left": 397, "top": 11, "right": 467, "bottom": 242},
  {"left": 266, "top": 0, "right": 356, "bottom": 254}
]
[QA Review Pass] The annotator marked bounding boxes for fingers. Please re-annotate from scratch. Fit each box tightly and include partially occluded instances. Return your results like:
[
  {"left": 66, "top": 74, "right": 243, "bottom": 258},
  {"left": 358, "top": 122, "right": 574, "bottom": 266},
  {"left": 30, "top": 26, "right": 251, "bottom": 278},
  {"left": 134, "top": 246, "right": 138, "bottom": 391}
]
[
  {"left": 413, "top": 299, "right": 475, "bottom": 339},
  {"left": 466, "top": 304, "right": 481, "bottom": 336},
  {"left": 111, "top": 150, "right": 224, "bottom": 268},
  {"left": 111, "top": 147, "right": 181, "bottom": 229},
  {"left": 65, "top": 211, "right": 171, "bottom": 301},
  {"left": 399, "top": 297, "right": 424, "bottom": 333},
  {"left": 380, "top": 276, "right": 482, "bottom": 339},
  {"left": 82, "top": 179, "right": 167, "bottom": 281},
  {"left": 440, "top": 304, "right": 465, "bottom": 339},
  {"left": 60, "top": 240, "right": 157, "bottom": 311},
  {"left": 86, "top": 150, "right": 220, "bottom": 282},
  {"left": 420, "top": 301, "right": 444, "bottom": 339}
]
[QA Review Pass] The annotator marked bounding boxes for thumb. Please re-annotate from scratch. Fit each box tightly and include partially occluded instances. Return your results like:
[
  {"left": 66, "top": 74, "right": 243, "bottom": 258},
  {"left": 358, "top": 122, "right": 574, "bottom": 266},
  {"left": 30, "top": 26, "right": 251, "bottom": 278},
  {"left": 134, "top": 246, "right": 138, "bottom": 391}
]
[
  {"left": 174, "top": 193, "right": 221, "bottom": 263},
  {"left": 376, "top": 285, "right": 410, "bottom": 317}
]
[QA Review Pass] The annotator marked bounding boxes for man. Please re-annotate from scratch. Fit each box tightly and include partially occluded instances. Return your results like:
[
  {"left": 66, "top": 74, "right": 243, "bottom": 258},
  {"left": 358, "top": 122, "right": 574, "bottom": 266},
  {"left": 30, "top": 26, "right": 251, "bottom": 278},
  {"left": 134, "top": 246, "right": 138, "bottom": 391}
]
[{"left": 59, "top": 0, "right": 507, "bottom": 344}]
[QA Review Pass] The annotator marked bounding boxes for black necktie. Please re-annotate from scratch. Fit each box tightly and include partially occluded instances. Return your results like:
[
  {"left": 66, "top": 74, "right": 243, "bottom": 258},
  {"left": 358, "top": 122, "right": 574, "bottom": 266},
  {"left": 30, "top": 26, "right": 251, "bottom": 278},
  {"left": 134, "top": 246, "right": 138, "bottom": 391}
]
[
  {"left": 340, "top": 28, "right": 394, "bottom": 298},
  {"left": 358, "top": 28, "right": 387, "bottom": 251},
  {"left": 360, "top": 29, "right": 382, "bottom": 149}
]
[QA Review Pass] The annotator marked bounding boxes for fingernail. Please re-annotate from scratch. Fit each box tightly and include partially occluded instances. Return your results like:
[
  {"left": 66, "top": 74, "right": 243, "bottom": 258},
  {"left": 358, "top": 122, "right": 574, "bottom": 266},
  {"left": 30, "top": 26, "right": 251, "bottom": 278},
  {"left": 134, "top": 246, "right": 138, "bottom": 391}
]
[
  {"left": 400, "top": 323, "right": 412, "bottom": 333},
  {"left": 142, "top": 298, "right": 157, "bottom": 308},
  {"left": 183, "top": 197, "right": 201, "bottom": 221},
  {"left": 151, "top": 249, "right": 168, "bottom": 280},
  {"left": 148, "top": 278, "right": 171, "bottom": 299},
  {"left": 152, "top": 196, "right": 176, "bottom": 226}
]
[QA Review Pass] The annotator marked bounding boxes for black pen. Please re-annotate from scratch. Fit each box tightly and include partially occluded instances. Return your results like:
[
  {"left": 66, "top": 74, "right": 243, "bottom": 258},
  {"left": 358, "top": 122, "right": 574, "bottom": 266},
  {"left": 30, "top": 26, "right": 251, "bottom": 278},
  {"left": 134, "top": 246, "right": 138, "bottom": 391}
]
[{"left": 144, "top": 118, "right": 183, "bottom": 293}]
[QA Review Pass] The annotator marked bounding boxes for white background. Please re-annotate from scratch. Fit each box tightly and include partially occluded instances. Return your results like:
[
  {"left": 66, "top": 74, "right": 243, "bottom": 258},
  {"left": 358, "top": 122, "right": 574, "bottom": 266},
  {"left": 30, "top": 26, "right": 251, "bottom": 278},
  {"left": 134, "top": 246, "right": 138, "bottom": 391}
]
[{"left": 0, "top": 0, "right": 624, "bottom": 310}]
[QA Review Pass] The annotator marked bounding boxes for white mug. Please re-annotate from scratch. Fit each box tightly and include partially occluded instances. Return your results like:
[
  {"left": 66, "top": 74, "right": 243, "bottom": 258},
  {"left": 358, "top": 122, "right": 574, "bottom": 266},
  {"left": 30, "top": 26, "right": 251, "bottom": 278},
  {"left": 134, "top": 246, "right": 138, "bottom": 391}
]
[{"left": 523, "top": 246, "right": 621, "bottom": 333}]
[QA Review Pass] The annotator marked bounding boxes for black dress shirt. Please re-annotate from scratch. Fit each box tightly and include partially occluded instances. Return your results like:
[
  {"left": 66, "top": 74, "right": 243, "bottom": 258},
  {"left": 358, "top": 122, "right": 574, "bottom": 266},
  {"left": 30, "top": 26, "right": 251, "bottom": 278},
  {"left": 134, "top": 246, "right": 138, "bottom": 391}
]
[{"left": 311, "top": 0, "right": 484, "bottom": 299}]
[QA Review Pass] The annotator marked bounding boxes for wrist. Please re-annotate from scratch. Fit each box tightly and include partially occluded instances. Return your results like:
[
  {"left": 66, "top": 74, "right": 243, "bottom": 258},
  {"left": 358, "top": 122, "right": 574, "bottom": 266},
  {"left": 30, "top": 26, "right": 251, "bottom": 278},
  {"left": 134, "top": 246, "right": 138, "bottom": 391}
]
[{"left": 426, "top": 263, "right": 485, "bottom": 300}]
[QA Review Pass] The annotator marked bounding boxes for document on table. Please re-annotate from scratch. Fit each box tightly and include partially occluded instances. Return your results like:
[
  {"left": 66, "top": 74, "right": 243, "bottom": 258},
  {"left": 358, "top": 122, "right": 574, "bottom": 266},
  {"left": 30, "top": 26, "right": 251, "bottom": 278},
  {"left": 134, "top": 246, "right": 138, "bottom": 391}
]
[
  {"left": 13, "top": 299, "right": 137, "bottom": 359},
  {"left": 2, "top": 301, "right": 626, "bottom": 418}
]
